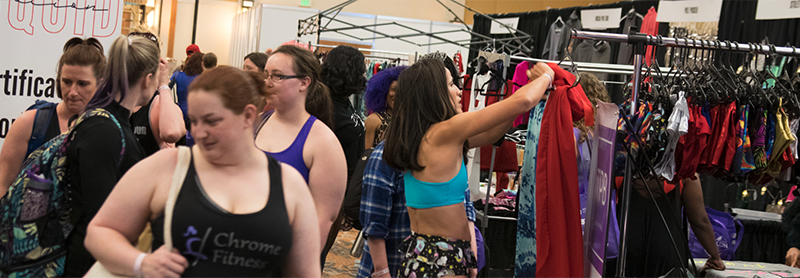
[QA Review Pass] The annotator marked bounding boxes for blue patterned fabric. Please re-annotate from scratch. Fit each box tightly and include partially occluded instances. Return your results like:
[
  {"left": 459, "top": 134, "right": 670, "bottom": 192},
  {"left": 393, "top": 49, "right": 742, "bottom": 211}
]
[{"left": 515, "top": 100, "right": 546, "bottom": 277}]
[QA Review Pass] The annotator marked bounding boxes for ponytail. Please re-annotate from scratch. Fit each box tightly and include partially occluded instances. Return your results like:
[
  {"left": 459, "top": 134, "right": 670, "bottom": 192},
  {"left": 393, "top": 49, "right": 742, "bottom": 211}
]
[
  {"left": 85, "top": 36, "right": 158, "bottom": 111},
  {"left": 305, "top": 81, "right": 334, "bottom": 128}
]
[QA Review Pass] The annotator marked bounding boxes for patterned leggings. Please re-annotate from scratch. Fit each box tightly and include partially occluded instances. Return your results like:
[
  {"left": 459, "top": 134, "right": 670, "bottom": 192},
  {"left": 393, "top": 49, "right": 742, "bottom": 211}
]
[{"left": 398, "top": 232, "right": 477, "bottom": 278}]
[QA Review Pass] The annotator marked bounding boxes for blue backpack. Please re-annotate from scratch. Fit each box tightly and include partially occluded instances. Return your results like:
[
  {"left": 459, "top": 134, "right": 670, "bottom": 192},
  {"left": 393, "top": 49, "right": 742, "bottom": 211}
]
[
  {"left": 25, "top": 101, "right": 58, "bottom": 157},
  {"left": 0, "top": 108, "right": 126, "bottom": 278}
]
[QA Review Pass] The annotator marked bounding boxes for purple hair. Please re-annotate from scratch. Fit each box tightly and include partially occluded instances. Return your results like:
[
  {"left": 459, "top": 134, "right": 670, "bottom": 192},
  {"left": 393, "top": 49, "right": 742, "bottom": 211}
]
[{"left": 365, "top": 66, "right": 407, "bottom": 113}]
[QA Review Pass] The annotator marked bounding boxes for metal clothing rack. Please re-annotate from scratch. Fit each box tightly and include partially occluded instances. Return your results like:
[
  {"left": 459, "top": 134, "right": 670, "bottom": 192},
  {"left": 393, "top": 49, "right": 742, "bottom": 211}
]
[
  {"left": 569, "top": 29, "right": 800, "bottom": 277},
  {"left": 308, "top": 43, "right": 411, "bottom": 56},
  {"left": 297, "top": 0, "right": 532, "bottom": 54}
]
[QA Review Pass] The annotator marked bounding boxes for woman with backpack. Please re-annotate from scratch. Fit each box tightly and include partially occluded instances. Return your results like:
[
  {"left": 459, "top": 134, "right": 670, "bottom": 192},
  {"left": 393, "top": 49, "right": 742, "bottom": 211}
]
[
  {"left": 62, "top": 35, "right": 167, "bottom": 276},
  {"left": 0, "top": 37, "right": 105, "bottom": 196},
  {"left": 85, "top": 66, "right": 321, "bottom": 277}
]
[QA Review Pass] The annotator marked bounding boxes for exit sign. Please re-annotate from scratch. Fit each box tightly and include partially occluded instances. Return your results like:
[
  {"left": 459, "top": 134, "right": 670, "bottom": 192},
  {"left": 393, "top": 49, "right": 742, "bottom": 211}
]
[{"left": 300, "top": 0, "right": 310, "bottom": 6}]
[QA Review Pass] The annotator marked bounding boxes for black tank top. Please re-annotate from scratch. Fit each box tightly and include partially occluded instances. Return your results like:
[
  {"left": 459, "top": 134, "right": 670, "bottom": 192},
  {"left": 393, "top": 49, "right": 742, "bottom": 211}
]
[
  {"left": 130, "top": 92, "right": 160, "bottom": 156},
  {"left": 151, "top": 152, "right": 293, "bottom": 277}
]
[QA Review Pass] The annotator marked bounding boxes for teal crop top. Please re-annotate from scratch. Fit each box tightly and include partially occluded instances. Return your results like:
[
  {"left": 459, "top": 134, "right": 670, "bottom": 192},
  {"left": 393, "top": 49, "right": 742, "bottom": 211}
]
[{"left": 404, "top": 161, "right": 468, "bottom": 209}]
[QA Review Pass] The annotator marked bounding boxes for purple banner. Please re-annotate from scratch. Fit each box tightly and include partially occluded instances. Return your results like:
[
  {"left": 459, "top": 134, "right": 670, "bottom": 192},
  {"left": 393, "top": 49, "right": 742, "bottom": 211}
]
[{"left": 583, "top": 102, "right": 618, "bottom": 278}]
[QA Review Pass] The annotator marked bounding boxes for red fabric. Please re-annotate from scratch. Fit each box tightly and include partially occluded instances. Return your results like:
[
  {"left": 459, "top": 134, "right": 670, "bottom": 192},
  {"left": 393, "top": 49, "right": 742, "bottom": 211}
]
[
  {"left": 698, "top": 105, "right": 721, "bottom": 171},
  {"left": 480, "top": 141, "right": 519, "bottom": 173},
  {"left": 461, "top": 74, "right": 473, "bottom": 112},
  {"left": 722, "top": 102, "right": 739, "bottom": 171},
  {"left": 675, "top": 104, "right": 710, "bottom": 180},
  {"left": 641, "top": 7, "right": 658, "bottom": 66},
  {"left": 536, "top": 64, "right": 593, "bottom": 278}
]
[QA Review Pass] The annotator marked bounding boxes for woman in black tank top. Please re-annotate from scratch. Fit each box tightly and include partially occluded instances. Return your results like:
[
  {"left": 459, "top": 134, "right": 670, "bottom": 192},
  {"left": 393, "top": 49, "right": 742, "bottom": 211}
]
[{"left": 85, "top": 66, "right": 321, "bottom": 277}]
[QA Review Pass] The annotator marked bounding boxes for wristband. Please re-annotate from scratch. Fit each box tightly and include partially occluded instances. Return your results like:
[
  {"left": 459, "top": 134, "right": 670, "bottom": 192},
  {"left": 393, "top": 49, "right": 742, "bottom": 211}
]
[
  {"left": 372, "top": 268, "right": 390, "bottom": 277},
  {"left": 157, "top": 85, "right": 170, "bottom": 92},
  {"left": 541, "top": 73, "right": 553, "bottom": 88},
  {"left": 134, "top": 253, "right": 147, "bottom": 278}
]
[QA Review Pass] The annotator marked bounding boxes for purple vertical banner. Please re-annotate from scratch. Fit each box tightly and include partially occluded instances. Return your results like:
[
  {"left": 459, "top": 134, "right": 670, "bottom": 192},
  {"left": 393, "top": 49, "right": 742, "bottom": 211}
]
[{"left": 583, "top": 101, "right": 618, "bottom": 278}]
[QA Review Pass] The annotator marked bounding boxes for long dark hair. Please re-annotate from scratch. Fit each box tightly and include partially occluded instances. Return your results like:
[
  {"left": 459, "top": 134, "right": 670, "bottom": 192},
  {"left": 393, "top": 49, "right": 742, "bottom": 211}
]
[
  {"left": 383, "top": 59, "right": 462, "bottom": 171},
  {"left": 321, "top": 45, "right": 366, "bottom": 98},
  {"left": 85, "top": 36, "right": 159, "bottom": 111},
  {"left": 272, "top": 45, "right": 334, "bottom": 128}
]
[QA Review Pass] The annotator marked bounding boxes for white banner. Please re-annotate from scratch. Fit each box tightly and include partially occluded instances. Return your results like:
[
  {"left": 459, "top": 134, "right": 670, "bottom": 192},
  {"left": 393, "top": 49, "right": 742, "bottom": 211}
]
[
  {"left": 490, "top": 17, "right": 519, "bottom": 34},
  {"left": 0, "top": 0, "right": 122, "bottom": 149},
  {"left": 756, "top": 0, "right": 800, "bottom": 20},
  {"left": 581, "top": 8, "right": 622, "bottom": 30},
  {"left": 656, "top": 0, "right": 724, "bottom": 22}
]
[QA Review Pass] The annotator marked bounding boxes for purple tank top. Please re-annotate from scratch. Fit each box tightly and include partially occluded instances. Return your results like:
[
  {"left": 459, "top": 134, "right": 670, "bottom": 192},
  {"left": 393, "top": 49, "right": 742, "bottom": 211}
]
[{"left": 259, "top": 112, "right": 317, "bottom": 183}]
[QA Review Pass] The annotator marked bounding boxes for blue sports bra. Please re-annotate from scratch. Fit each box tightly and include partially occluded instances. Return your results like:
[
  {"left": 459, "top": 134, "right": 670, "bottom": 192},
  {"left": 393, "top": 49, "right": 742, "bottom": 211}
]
[
  {"left": 404, "top": 161, "right": 467, "bottom": 209},
  {"left": 257, "top": 111, "right": 316, "bottom": 183}
]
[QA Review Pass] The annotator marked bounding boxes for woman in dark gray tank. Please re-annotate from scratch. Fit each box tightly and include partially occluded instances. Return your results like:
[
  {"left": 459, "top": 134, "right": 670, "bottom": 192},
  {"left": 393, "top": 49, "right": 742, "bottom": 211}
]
[{"left": 84, "top": 66, "right": 321, "bottom": 277}]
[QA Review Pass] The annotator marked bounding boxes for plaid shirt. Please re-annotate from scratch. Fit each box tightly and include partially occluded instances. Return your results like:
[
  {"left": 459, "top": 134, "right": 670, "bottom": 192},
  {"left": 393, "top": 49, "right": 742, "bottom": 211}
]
[{"left": 357, "top": 142, "right": 476, "bottom": 278}]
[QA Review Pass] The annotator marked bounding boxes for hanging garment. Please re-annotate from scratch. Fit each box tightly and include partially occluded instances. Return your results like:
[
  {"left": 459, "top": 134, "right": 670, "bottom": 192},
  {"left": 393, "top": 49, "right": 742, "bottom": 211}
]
[
  {"left": 515, "top": 100, "right": 546, "bottom": 278},
  {"left": 791, "top": 119, "right": 799, "bottom": 160},
  {"left": 559, "top": 14, "right": 583, "bottom": 57},
  {"left": 741, "top": 105, "right": 757, "bottom": 174},
  {"left": 749, "top": 108, "right": 768, "bottom": 183},
  {"left": 675, "top": 103, "right": 710, "bottom": 181},
  {"left": 641, "top": 7, "right": 659, "bottom": 66},
  {"left": 454, "top": 52, "right": 464, "bottom": 75},
  {"left": 573, "top": 40, "right": 612, "bottom": 80},
  {"left": 654, "top": 92, "right": 689, "bottom": 181},
  {"left": 767, "top": 100, "right": 796, "bottom": 177},
  {"left": 536, "top": 64, "right": 593, "bottom": 278},
  {"left": 574, "top": 128, "right": 591, "bottom": 233},
  {"left": 617, "top": 14, "right": 643, "bottom": 65},
  {"left": 542, "top": 20, "right": 566, "bottom": 60},
  {"left": 512, "top": 61, "right": 531, "bottom": 126}
]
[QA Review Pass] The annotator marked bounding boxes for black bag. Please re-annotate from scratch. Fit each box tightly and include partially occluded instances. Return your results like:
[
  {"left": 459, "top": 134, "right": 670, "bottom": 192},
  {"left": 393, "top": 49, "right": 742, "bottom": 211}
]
[{"left": 341, "top": 148, "right": 374, "bottom": 231}]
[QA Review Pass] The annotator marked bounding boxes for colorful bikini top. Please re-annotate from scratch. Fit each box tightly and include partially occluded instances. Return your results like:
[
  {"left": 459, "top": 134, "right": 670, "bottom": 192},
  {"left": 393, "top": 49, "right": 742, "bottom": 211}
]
[{"left": 404, "top": 161, "right": 468, "bottom": 209}]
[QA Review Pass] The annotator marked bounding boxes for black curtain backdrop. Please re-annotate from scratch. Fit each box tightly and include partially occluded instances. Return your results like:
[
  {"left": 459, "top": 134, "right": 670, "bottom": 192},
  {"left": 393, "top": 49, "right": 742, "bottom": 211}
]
[
  {"left": 468, "top": 0, "right": 667, "bottom": 104},
  {"left": 469, "top": 0, "right": 800, "bottom": 104},
  {"left": 718, "top": 0, "right": 800, "bottom": 70}
]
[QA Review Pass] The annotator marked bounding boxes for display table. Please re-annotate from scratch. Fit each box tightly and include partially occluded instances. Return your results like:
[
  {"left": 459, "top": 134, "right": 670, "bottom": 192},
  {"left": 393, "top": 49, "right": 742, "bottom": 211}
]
[{"left": 694, "top": 259, "right": 800, "bottom": 278}]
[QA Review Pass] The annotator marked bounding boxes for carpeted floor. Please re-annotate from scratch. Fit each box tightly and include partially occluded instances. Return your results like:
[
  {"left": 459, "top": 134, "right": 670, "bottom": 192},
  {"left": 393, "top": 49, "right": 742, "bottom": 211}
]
[{"left": 323, "top": 228, "right": 360, "bottom": 277}]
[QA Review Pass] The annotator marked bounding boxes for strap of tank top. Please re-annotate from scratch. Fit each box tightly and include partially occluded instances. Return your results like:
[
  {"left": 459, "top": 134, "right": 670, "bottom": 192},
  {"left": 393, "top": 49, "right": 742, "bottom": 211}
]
[
  {"left": 164, "top": 146, "right": 192, "bottom": 251},
  {"left": 253, "top": 110, "right": 274, "bottom": 137},
  {"left": 266, "top": 155, "right": 284, "bottom": 206},
  {"left": 294, "top": 115, "right": 317, "bottom": 149}
]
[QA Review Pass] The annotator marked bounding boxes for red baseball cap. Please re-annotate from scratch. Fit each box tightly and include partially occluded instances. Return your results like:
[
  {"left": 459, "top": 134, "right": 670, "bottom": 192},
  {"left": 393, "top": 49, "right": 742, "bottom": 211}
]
[{"left": 186, "top": 44, "right": 200, "bottom": 56}]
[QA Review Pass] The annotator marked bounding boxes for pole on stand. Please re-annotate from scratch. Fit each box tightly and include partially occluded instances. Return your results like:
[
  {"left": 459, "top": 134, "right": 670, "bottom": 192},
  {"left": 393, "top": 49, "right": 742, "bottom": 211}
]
[{"left": 615, "top": 31, "right": 647, "bottom": 278}]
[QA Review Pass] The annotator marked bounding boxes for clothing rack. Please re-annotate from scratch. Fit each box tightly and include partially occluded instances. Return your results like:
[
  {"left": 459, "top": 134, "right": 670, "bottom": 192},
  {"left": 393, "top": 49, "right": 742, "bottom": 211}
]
[
  {"left": 309, "top": 43, "right": 411, "bottom": 56},
  {"left": 297, "top": 0, "right": 532, "bottom": 54},
  {"left": 570, "top": 29, "right": 800, "bottom": 277},
  {"left": 471, "top": 50, "right": 513, "bottom": 278}
]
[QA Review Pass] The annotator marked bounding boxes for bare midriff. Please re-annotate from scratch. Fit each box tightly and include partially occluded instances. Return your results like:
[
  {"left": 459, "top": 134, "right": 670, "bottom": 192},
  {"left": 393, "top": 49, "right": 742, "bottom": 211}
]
[{"left": 408, "top": 202, "right": 470, "bottom": 240}]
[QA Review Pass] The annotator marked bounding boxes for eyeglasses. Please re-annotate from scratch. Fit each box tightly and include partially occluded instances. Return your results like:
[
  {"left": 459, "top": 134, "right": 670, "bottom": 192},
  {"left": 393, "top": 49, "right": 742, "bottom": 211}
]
[
  {"left": 266, "top": 73, "right": 302, "bottom": 82},
  {"left": 127, "top": 32, "right": 160, "bottom": 50}
]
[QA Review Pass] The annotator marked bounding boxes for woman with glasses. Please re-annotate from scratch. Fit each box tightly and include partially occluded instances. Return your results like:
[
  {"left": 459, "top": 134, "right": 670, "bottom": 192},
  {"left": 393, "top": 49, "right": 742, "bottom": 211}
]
[
  {"left": 0, "top": 37, "right": 105, "bottom": 196},
  {"left": 254, "top": 45, "right": 347, "bottom": 259},
  {"left": 128, "top": 28, "right": 186, "bottom": 156}
]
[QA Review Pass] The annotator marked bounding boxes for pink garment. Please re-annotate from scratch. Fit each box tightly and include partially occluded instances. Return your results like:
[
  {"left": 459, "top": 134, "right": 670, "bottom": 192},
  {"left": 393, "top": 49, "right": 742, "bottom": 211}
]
[
  {"left": 512, "top": 61, "right": 531, "bottom": 126},
  {"left": 642, "top": 7, "right": 658, "bottom": 66}
]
